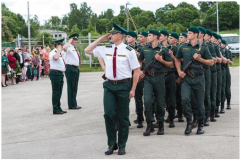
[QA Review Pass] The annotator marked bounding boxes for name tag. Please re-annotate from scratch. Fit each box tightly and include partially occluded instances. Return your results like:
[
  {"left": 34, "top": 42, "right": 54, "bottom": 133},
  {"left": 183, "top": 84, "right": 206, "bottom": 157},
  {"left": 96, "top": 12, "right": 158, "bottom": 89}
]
[
  {"left": 144, "top": 50, "right": 150, "bottom": 52},
  {"left": 118, "top": 55, "right": 126, "bottom": 57},
  {"left": 183, "top": 48, "right": 190, "bottom": 50},
  {"left": 196, "top": 49, "right": 200, "bottom": 51},
  {"left": 72, "top": 50, "right": 76, "bottom": 52},
  {"left": 156, "top": 51, "right": 160, "bottom": 53},
  {"left": 106, "top": 54, "right": 112, "bottom": 56}
]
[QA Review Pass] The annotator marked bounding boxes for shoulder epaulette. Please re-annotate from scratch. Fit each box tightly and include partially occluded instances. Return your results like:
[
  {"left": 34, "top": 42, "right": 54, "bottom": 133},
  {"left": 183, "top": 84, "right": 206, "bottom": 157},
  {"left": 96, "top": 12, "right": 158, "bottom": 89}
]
[
  {"left": 54, "top": 50, "right": 57, "bottom": 53},
  {"left": 105, "top": 45, "right": 112, "bottom": 48},
  {"left": 126, "top": 45, "right": 133, "bottom": 51}
]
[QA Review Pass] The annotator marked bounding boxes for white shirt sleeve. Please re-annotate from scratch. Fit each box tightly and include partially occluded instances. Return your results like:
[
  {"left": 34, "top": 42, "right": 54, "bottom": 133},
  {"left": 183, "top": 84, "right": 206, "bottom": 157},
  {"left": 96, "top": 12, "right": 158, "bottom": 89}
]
[
  {"left": 93, "top": 46, "right": 105, "bottom": 58},
  {"left": 128, "top": 49, "right": 140, "bottom": 70}
]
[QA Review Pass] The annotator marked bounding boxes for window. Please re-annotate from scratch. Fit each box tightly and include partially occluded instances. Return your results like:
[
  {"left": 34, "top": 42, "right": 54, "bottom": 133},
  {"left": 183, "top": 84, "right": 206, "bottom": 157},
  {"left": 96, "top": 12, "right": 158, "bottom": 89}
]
[{"left": 59, "top": 34, "right": 62, "bottom": 37}]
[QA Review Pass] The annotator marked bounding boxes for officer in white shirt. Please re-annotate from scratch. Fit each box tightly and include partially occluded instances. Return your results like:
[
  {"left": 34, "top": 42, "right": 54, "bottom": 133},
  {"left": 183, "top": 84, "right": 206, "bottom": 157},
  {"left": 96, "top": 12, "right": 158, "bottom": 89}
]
[
  {"left": 49, "top": 38, "right": 67, "bottom": 115},
  {"left": 63, "top": 33, "right": 81, "bottom": 110},
  {"left": 85, "top": 22, "right": 140, "bottom": 156}
]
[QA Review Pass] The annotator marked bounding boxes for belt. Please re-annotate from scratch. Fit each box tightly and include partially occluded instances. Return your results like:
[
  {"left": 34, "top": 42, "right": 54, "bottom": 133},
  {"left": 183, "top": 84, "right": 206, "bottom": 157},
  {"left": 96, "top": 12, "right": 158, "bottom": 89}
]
[
  {"left": 108, "top": 78, "right": 131, "bottom": 85},
  {"left": 164, "top": 70, "right": 175, "bottom": 76},
  {"left": 147, "top": 71, "right": 164, "bottom": 76},
  {"left": 187, "top": 70, "right": 204, "bottom": 78},
  {"left": 211, "top": 70, "right": 217, "bottom": 73},
  {"left": 66, "top": 64, "right": 79, "bottom": 68},
  {"left": 50, "top": 69, "right": 64, "bottom": 74}
]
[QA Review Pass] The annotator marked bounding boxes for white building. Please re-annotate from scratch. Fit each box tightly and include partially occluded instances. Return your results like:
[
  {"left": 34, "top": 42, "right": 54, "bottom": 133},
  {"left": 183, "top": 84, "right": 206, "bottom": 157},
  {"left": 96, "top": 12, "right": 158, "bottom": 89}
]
[{"left": 39, "top": 30, "right": 67, "bottom": 43}]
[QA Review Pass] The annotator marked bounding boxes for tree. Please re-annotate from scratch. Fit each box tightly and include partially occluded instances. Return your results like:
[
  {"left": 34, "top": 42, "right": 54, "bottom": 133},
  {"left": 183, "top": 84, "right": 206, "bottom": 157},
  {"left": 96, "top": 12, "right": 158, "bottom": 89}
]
[
  {"left": 79, "top": 2, "right": 93, "bottom": 29},
  {"left": 198, "top": 1, "right": 216, "bottom": 13},
  {"left": 49, "top": 16, "right": 61, "bottom": 28},
  {"left": 129, "top": 7, "right": 143, "bottom": 16},
  {"left": 68, "top": 3, "right": 81, "bottom": 30},
  {"left": 36, "top": 32, "right": 53, "bottom": 46},
  {"left": 69, "top": 24, "right": 80, "bottom": 35},
  {"left": 155, "top": 3, "right": 175, "bottom": 23}
]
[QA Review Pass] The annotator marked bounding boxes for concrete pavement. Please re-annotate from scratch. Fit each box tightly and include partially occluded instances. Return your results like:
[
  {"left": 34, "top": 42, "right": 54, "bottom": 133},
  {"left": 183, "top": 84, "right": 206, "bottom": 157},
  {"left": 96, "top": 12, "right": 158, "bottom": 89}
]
[{"left": 2, "top": 67, "right": 239, "bottom": 159}]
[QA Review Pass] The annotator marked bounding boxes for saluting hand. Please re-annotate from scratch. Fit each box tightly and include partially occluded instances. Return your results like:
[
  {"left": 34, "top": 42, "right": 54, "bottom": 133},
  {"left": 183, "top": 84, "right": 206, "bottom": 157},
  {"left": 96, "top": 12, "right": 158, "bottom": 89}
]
[
  {"left": 68, "top": 38, "right": 73, "bottom": 44},
  {"left": 129, "top": 90, "right": 135, "bottom": 99},
  {"left": 99, "top": 33, "right": 111, "bottom": 43}
]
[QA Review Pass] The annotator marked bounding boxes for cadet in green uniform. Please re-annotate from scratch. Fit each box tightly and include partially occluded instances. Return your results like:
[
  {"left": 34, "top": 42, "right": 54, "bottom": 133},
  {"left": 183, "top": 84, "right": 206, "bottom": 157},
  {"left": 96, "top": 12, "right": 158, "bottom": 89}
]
[
  {"left": 220, "top": 39, "right": 228, "bottom": 113},
  {"left": 63, "top": 34, "right": 82, "bottom": 110},
  {"left": 132, "top": 31, "right": 148, "bottom": 128},
  {"left": 139, "top": 29, "right": 174, "bottom": 136},
  {"left": 225, "top": 45, "right": 233, "bottom": 109},
  {"left": 175, "top": 26, "right": 214, "bottom": 135},
  {"left": 159, "top": 30, "right": 177, "bottom": 128},
  {"left": 211, "top": 33, "right": 223, "bottom": 118},
  {"left": 85, "top": 22, "right": 140, "bottom": 155},
  {"left": 49, "top": 38, "right": 67, "bottom": 114},
  {"left": 204, "top": 29, "right": 218, "bottom": 122}
]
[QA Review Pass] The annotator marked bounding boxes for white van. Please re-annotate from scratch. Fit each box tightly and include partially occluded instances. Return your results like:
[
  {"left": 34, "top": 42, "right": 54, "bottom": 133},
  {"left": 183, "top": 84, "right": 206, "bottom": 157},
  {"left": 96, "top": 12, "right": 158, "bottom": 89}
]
[{"left": 220, "top": 34, "right": 239, "bottom": 57}]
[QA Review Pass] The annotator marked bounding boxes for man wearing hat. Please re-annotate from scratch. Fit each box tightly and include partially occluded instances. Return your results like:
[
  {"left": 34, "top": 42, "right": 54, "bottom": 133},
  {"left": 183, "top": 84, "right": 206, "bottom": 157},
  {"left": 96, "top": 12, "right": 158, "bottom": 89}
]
[
  {"left": 159, "top": 30, "right": 178, "bottom": 127},
  {"left": 220, "top": 39, "right": 228, "bottom": 113},
  {"left": 211, "top": 33, "right": 223, "bottom": 118},
  {"left": 179, "top": 32, "right": 188, "bottom": 45},
  {"left": 49, "top": 38, "right": 67, "bottom": 114},
  {"left": 127, "top": 31, "right": 138, "bottom": 49},
  {"left": 63, "top": 33, "right": 82, "bottom": 110},
  {"left": 225, "top": 42, "right": 233, "bottom": 110},
  {"left": 175, "top": 26, "right": 214, "bottom": 135},
  {"left": 139, "top": 29, "right": 174, "bottom": 136},
  {"left": 84, "top": 22, "right": 140, "bottom": 155},
  {"left": 204, "top": 29, "right": 218, "bottom": 122}
]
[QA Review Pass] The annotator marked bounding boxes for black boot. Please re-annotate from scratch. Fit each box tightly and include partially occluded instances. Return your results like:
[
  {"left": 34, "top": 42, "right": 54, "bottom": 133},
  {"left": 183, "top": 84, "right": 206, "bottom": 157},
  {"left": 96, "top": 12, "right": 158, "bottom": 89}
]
[
  {"left": 227, "top": 98, "right": 231, "bottom": 109},
  {"left": 215, "top": 107, "right": 220, "bottom": 118},
  {"left": 137, "top": 114, "right": 143, "bottom": 128},
  {"left": 192, "top": 113, "right": 197, "bottom": 128},
  {"left": 220, "top": 102, "right": 225, "bottom": 114},
  {"left": 153, "top": 122, "right": 158, "bottom": 128},
  {"left": 143, "top": 122, "right": 154, "bottom": 136},
  {"left": 197, "top": 119, "right": 205, "bottom": 134},
  {"left": 185, "top": 118, "right": 193, "bottom": 135},
  {"left": 210, "top": 109, "right": 217, "bottom": 122},
  {"left": 157, "top": 121, "right": 164, "bottom": 135},
  {"left": 178, "top": 111, "right": 184, "bottom": 122},
  {"left": 204, "top": 112, "right": 210, "bottom": 126},
  {"left": 169, "top": 115, "right": 175, "bottom": 128}
]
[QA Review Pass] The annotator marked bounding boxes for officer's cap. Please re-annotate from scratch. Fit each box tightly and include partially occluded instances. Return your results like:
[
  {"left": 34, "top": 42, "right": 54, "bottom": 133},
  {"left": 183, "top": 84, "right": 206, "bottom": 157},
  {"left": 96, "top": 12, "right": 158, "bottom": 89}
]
[
  {"left": 148, "top": 29, "right": 160, "bottom": 36},
  {"left": 69, "top": 33, "right": 79, "bottom": 40},
  {"left": 53, "top": 38, "right": 65, "bottom": 44},
  {"left": 109, "top": 22, "right": 126, "bottom": 34}
]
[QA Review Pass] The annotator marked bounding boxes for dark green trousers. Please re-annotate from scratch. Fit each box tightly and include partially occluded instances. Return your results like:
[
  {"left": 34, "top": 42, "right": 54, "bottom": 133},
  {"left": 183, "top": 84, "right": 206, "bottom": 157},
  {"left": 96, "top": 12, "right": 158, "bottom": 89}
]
[
  {"left": 165, "top": 73, "right": 176, "bottom": 119},
  {"left": 134, "top": 80, "right": 144, "bottom": 116},
  {"left": 221, "top": 68, "right": 226, "bottom": 103},
  {"left": 175, "top": 74, "right": 182, "bottom": 116},
  {"left": 181, "top": 75, "right": 205, "bottom": 120},
  {"left": 216, "top": 69, "right": 222, "bottom": 107},
  {"left": 49, "top": 70, "right": 64, "bottom": 113},
  {"left": 204, "top": 67, "right": 211, "bottom": 113},
  {"left": 65, "top": 65, "right": 80, "bottom": 108},
  {"left": 225, "top": 67, "right": 231, "bottom": 100},
  {"left": 26, "top": 65, "right": 32, "bottom": 79},
  {"left": 103, "top": 81, "right": 131, "bottom": 148},
  {"left": 144, "top": 75, "right": 165, "bottom": 122},
  {"left": 210, "top": 71, "right": 217, "bottom": 110}
]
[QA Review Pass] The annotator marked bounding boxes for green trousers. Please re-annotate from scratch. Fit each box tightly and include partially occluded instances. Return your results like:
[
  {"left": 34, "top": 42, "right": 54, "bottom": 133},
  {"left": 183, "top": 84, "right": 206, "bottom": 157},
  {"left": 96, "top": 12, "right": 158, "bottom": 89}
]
[
  {"left": 225, "top": 67, "right": 231, "bottom": 100},
  {"left": 210, "top": 71, "right": 217, "bottom": 110},
  {"left": 204, "top": 67, "right": 211, "bottom": 113},
  {"left": 181, "top": 75, "right": 205, "bottom": 120},
  {"left": 165, "top": 73, "right": 176, "bottom": 119},
  {"left": 103, "top": 81, "right": 131, "bottom": 148},
  {"left": 221, "top": 68, "right": 226, "bottom": 103},
  {"left": 65, "top": 65, "right": 80, "bottom": 108},
  {"left": 175, "top": 74, "right": 182, "bottom": 116},
  {"left": 49, "top": 71, "right": 64, "bottom": 113},
  {"left": 216, "top": 69, "right": 222, "bottom": 107},
  {"left": 134, "top": 80, "right": 144, "bottom": 116},
  {"left": 144, "top": 74, "right": 165, "bottom": 122}
]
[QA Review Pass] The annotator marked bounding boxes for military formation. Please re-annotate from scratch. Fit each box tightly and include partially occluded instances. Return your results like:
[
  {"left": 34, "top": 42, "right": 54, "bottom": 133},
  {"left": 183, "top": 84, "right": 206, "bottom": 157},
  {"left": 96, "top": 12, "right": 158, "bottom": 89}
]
[{"left": 50, "top": 22, "right": 233, "bottom": 155}]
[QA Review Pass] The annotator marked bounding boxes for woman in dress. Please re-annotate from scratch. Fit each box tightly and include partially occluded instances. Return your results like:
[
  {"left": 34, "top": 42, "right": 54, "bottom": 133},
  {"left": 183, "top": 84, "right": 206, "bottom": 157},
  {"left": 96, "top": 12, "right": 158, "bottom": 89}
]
[
  {"left": 43, "top": 47, "right": 51, "bottom": 77},
  {"left": 7, "top": 50, "right": 17, "bottom": 85},
  {"left": 2, "top": 50, "right": 9, "bottom": 87}
]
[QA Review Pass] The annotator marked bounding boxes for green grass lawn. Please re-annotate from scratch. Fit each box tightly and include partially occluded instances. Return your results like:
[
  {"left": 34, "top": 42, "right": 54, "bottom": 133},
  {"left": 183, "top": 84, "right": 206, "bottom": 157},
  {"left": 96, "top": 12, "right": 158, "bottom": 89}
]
[
  {"left": 219, "top": 29, "right": 239, "bottom": 35},
  {"left": 79, "top": 64, "right": 103, "bottom": 72},
  {"left": 232, "top": 56, "right": 239, "bottom": 67}
]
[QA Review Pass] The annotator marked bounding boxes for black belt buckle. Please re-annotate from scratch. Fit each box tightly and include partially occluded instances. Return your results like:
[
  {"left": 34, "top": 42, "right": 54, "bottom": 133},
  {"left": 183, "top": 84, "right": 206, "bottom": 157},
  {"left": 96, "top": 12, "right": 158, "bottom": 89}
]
[
  {"left": 150, "top": 72, "right": 154, "bottom": 76},
  {"left": 113, "top": 81, "right": 118, "bottom": 85},
  {"left": 164, "top": 71, "right": 168, "bottom": 75},
  {"left": 190, "top": 72, "right": 195, "bottom": 78}
]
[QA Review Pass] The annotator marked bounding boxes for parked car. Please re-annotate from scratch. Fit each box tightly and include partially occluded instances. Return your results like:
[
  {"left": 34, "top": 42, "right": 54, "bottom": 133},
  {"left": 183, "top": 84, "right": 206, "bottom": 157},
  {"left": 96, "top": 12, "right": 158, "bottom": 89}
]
[{"left": 221, "top": 34, "right": 239, "bottom": 57}]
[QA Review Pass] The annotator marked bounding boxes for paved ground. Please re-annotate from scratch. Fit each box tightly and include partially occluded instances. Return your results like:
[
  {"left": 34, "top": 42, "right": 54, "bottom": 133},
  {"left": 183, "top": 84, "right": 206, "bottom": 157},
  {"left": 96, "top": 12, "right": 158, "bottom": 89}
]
[{"left": 2, "top": 67, "right": 239, "bottom": 159}]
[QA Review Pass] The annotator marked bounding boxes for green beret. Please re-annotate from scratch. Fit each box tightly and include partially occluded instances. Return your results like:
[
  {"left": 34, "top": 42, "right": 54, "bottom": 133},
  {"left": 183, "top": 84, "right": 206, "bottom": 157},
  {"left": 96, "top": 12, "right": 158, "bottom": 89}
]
[
  {"left": 221, "top": 39, "right": 227, "bottom": 44},
  {"left": 188, "top": 26, "right": 199, "bottom": 34},
  {"left": 127, "top": 31, "right": 137, "bottom": 39},
  {"left": 160, "top": 29, "right": 169, "bottom": 37},
  {"left": 218, "top": 34, "right": 222, "bottom": 40},
  {"left": 212, "top": 32, "right": 218, "bottom": 39},
  {"left": 53, "top": 38, "right": 64, "bottom": 44},
  {"left": 69, "top": 33, "right": 79, "bottom": 40},
  {"left": 198, "top": 26, "right": 207, "bottom": 34},
  {"left": 148, "top": 29, "right": 160, "bottom": 36},
  {"left": 169, "top": 32, "right": 179, "bottom": 40},
  {"left": 179, "top": 32, "right": 187, "bottom": 38},
  {"left": 109, "top": 22, "right": 126, "bottom": 34},
  {"left": 138, "top": 31, "right": 148, "bottom": 37},
  {"left": 206, "top": 29, "right": 213, "bottom": 36}
]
